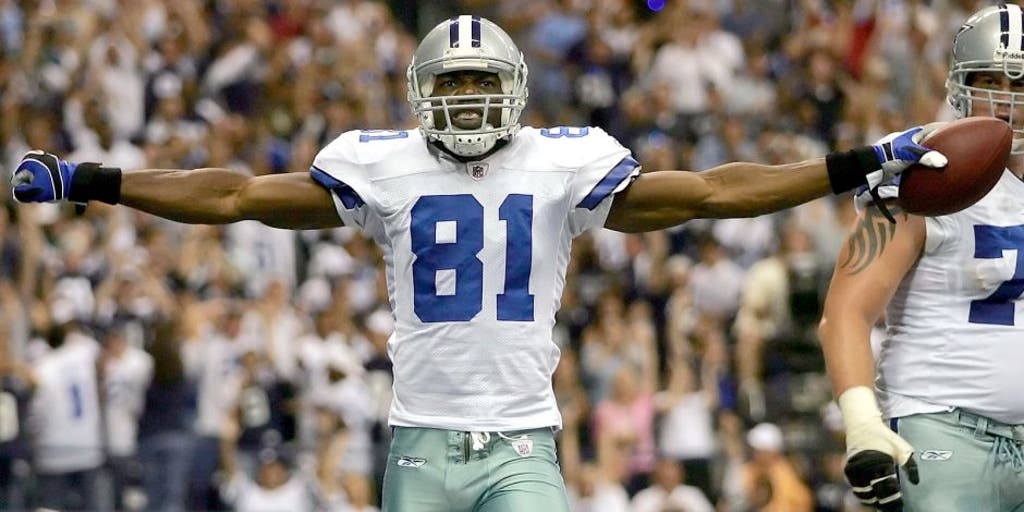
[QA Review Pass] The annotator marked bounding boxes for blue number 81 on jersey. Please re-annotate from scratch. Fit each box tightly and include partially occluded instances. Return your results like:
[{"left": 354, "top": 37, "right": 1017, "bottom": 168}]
[{"left": 410, "top": 194, "right": 535, "bottom": 323}]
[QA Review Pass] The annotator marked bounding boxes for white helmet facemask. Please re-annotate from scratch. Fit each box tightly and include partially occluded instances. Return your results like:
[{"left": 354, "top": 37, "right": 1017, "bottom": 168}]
[{"left": 407, "top": 15, "right": 529, "bottom": 158}]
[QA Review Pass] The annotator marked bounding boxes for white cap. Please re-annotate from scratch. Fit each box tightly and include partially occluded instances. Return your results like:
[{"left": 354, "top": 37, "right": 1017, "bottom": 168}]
[{"left": 747, "top": 422, "right": 783, "bottom": 452}]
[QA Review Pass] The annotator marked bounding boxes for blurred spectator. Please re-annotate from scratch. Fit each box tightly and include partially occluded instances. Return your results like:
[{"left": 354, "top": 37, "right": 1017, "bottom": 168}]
[
  {"left": 688, "top": 235, "right": 745, "bottom": 322},
  {"left": 631, "top": 458, "right": 714, "bottom": 512},
  {"left": 232, "top": 348, "right": 296, "bottom": 477},
  {"left": 226, "top": 221, "right": 299, "bottom": 298},
  {"left": 525, "top": 0, "right": 588, "bottom": 118},
  {"left": 29, "top": 317, "right": 109, "bottom": 511},
  {"left": 735, "top": 422, "right": 813, "bottom": 512},
  {"left": 99, "top": 322, "right": 154, "bottom": 509},
  {"left": 567, "top": 24, "right": 632, "bottom": 127},
  {"left": 580, "top": 293, "right": 656, "bottom": 407},
  {"left": 66, "top": 93, "right": 147, "bottom": 171},
  {"left": 561, "top": 396, "right": 630, "bottom": 512},
  {"left": 137, "top": 319, "right": 194, "bottom": 512},
  {"left": 0, "top": 320, "right": 34, "bottom": 512},
  {"left": 592, "top": 367, "right": 656, "bottom": 496},
  {"left": 642, "top": 4, "right": 742, "bottom": 141},
  {"left": 655, "top": 360, "right": 719, "bottom": 500},
  {"left": 219, "top": 417, "right": 318, "bottom": 512},
  {"left": 183, "top": 301, "right": 253, "bottom": 511}
]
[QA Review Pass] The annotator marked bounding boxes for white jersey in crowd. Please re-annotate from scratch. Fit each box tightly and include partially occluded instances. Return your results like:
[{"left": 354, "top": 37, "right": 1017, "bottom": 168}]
[
  {"left": 876, "top": 170, "right": 1024, "bottom": 424},
  {"left": 30, "top": 332, "right": 104, "bottom": 473},
  {"left": 631, "top": 483, "right": 715, "bottom": 512},
  {"left": 102, "top": 346, "right": 154, "bottom": 457},
  {"left": 183, "top": 333, "right": 246, "bottom": 436},
  {"left": 221, "top": 473, "right": 317, "bottom": 512},
  {"left": 311, "top": 127, "right": 639, "bottom": 431},
  {"left": 226, "top": 220, "right": 298, "bottom": 296}
]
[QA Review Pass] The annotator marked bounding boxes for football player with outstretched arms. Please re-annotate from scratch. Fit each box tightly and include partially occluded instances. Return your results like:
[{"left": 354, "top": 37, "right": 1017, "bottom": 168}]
[
  {"left": 819, "top": 5, "right": 1024, "bottom": 512},
  {"left": 13, "top": 16, "right": 944, "bottom": 512}
]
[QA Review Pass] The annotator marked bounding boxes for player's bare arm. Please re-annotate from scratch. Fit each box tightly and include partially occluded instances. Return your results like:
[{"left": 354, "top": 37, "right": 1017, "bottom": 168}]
[
  {"left": 10, "top": 151, "right": 343, "bottom": 230},
  {"left": 819, "top": 203, "right": 925, "bottom": 395},
  {"left": 605, "top": 122, "right": 947, "bottom": 233},
  {"left": 819, "top": 202, "right": 926, "bottom": 503},
  {"left": 606, "top": 158, "right": 831, "bottom": 232},
  {"left": 119, "top": 168, "right": 342, "bottom": 229}
]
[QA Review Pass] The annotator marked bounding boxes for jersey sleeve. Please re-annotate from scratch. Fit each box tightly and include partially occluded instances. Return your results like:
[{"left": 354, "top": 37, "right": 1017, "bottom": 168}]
[
  {"left": 923, "top": 215, "right": 959, "bottom": 254},
  {"left": 309, "top": 130, "right": 376, "bottom": 232},
  {"left": 564, "top": 127, "right": 641, "bottom": 236}
]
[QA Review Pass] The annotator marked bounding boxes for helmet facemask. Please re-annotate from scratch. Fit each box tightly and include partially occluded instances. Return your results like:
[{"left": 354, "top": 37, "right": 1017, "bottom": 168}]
[
  {"left": 947, "top": 4, "right": 1024, "bottom": 154},
  {"left": 948, "top": 63, "right": 1024, "bottom": 154},
  {"left": 407, "top": 16, "right": 529, "bottom": 158}
]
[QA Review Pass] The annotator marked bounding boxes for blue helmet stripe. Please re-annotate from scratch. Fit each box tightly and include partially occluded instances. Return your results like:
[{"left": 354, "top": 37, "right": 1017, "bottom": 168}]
[
  {"left": 471, "top": 16, "right": 481, "bottom": 47},
  {"left": 449, "top": 17, "right": 459, "bottom": 48},
  {"left": 1018, "top": 5, "right": 1024, "bottom": 51},
  {"left": 1002, "top": 4, "right": 1010, "bottom": 49}
]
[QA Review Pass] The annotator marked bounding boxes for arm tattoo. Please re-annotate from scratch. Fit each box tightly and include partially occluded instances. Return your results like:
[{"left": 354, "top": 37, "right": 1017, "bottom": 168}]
[{"left": 840, "top": 206, "right": 902, "bottom": 275}]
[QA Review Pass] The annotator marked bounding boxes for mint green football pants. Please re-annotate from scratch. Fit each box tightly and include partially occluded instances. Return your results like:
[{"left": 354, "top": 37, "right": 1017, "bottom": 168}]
[
  {"left": 895, "top": 410, "right": 1024, "bottom": 511},
  {"left": 382, "top": 426, "right": 573, "bottom": 512}
]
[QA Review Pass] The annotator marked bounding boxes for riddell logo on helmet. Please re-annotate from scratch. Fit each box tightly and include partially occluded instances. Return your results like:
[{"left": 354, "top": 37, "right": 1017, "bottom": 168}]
[{"left": 993, "top": 48, "right": 1024, "bottom": 61}]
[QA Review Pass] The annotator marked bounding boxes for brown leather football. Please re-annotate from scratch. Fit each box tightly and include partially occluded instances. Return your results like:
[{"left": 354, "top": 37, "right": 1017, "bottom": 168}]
[{"left": 898, "top": 117, "right": 1012, "bottom": 216}]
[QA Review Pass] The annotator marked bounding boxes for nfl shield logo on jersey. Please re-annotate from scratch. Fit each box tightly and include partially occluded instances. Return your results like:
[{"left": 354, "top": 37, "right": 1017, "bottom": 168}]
[{"left": 467, "top": 162, "right": 489, "bottom": 180}]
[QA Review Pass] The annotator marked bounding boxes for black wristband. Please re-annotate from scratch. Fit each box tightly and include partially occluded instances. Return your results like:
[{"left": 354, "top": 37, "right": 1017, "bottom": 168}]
[
  {"left": 68, "top": 162, "right": 122, "bottom": 205},
  {"left": 825, "top": 146, "right": 882, "bottom": 194}
]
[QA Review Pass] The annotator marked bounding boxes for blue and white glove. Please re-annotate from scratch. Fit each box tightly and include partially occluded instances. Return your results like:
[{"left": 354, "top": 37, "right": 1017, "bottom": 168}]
[
  {"left": 863, "top": 123, "right": 947, "bottom": 222},
  {"left": 826, "top": 123, "right": 946, "bottom": 210},
  {"left": 11, "top": 150, "right": 121, "bottom": 206},
  {"left": 11, "top": 150, "right": 79, "bottom": 203},
  {"left": 867, "top": 123, "right": 947, "bottom": 190}
]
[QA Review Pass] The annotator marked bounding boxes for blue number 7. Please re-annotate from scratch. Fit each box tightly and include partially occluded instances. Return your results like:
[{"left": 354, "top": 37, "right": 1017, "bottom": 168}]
[{"left": 969, "top": 224, "right": 1024, "bottom": 326}]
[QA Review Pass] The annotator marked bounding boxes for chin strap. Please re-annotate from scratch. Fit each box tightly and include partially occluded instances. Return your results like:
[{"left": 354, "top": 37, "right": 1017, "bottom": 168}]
[{"left": 430, "top": 138, "right": 509, "bottom": 163}]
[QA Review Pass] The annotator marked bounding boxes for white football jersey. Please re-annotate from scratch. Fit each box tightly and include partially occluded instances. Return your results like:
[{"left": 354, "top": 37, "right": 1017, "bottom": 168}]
[
  {"left": 30, "top": 332, "right": 104, "bottom": 473},
  {"left": 311, "top": 127, "right": 639, "bottom": 431},
  {"left": 102, "top": 346, "right": 154, "bottom": 457},
  {"left": 877, "top": 170, "right": 1024, "bottom": 424},
  {"left": 184, "top": 334, "right": 245, "bottom": 436},
  {"left": 222, "top": 473, "right": 316, "bottom": 512}
]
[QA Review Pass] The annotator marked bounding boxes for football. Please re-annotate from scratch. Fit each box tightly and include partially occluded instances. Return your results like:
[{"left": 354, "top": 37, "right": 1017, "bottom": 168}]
[{"left": 897, "top": 116, "right": 1012, "bottom": 216}]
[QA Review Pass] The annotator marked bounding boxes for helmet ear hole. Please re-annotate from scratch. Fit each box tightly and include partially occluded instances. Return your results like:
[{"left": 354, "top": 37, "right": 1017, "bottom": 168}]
[
  {"left": 420, "top": 77, "right": 434, "bottom": 97},
  {"left": 497, "top": 71, "right": 514, "bottom": 95}
]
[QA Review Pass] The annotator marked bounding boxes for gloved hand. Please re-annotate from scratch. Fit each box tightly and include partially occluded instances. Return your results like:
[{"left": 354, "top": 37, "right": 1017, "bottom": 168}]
[
  {"left": 863, "top": 122, "right": 947, "bottom": 222},
  {"left": 10, "top": 150, "right": 79, "bottom": 203},
  {"left": 840, "top": 386, "right": 919, "bottom": 512},
  {"left": 826, "top": 123, "right": 946, "bottom": 204},
  {"left": 867, "top": 122, "right": 948, "bottom": 190}
]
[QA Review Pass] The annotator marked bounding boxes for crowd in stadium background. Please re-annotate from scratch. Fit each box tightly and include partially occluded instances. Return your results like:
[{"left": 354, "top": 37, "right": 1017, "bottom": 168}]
[{"left": 0, "top": 0, "right": 987, "bottom": 511}]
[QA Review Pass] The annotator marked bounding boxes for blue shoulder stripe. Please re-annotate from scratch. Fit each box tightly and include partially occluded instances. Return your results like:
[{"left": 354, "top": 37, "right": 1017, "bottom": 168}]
[
  {"left": 310, "top": 166, "right": 365, "bottom": 209},
  {"left": 576, "top": 156, "right": 640, "bottom": 210}
]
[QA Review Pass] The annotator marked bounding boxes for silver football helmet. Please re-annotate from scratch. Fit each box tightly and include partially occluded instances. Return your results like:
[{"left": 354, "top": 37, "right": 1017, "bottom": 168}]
[
  {"left": 407, "top": 15, "right": 528, "bottom": 158},
  {"left": 947, "top": 4, "right": 1024, "bottom": 153}
]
